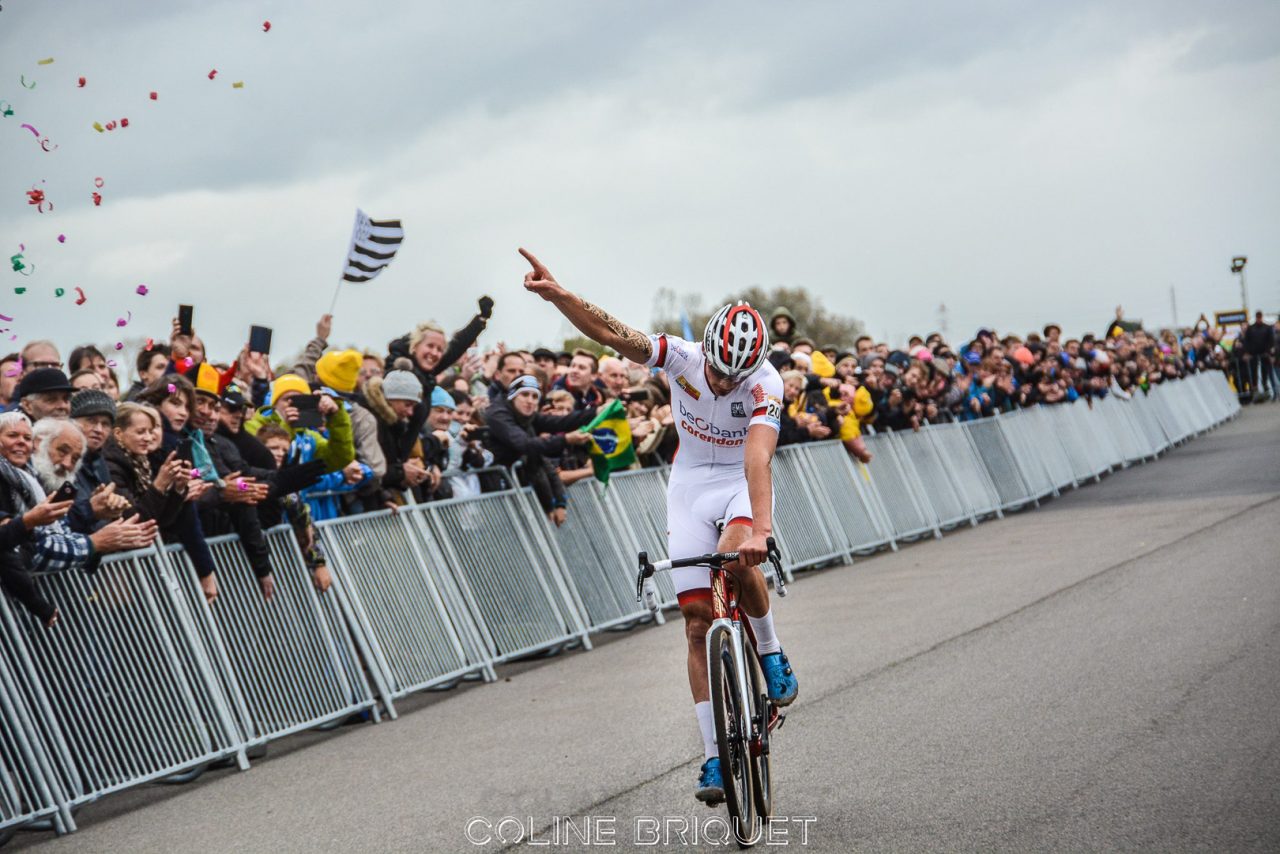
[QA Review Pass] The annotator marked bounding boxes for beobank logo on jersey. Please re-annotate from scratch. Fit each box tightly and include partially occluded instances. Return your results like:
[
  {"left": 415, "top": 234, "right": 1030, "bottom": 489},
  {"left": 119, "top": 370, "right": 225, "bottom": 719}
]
[{"left": 678, "top": 400, "right": 748, "bottom": 447}]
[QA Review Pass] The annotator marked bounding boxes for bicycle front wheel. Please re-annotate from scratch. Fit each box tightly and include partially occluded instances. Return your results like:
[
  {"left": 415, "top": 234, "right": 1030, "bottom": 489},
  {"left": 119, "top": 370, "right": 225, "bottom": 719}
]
[{"left": 709, "top": 625, "right": 760, "bottom": 847}]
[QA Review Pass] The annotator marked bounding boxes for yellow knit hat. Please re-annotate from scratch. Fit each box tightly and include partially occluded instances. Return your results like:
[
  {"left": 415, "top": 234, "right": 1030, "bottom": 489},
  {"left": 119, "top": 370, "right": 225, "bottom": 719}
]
[
  {"left": 315, "top": 349, "right": 361, "bottom": 393},
  {"left": 271, "top": 373, "right": 311, "bottom": 404},
  {"left": 810, "top": 350, "right": 836, "bottom": 378}
]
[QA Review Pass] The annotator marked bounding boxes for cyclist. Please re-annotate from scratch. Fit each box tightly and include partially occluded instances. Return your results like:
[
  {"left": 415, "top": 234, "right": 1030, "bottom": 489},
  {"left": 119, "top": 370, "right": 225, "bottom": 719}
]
[{"left": 520, "top": 248, "right": 799, "bottom": 805}]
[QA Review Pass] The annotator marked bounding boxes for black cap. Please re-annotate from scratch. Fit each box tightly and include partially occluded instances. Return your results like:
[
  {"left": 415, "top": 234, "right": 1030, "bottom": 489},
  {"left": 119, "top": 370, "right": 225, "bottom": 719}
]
[
  {"left": 220, "top": 384, "right": 247, "bottom": 410},
  {"left": 532, "top": 347, "right": 557, "bottom": 361},
  {"left": 16, "top": 368, "right": 73, "bottom": 400},
  {"left": 70, "top": 389, "right": 116, "bottom": 420}
]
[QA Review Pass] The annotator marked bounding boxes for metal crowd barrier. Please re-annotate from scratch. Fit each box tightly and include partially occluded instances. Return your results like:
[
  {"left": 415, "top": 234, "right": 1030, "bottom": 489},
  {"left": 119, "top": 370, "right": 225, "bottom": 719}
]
[
  {"left": 0, "top": 371, "right": 1239, "bottom": 843},
  {"left": 165, "top": 529, "right": 379, "bottom": 748}
]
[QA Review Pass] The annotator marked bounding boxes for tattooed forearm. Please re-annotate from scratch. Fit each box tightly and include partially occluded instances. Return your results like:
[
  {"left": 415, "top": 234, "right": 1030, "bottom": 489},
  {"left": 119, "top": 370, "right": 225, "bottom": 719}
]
[{"left": 580, "top": 298, "right": 653, "bottom": 360}]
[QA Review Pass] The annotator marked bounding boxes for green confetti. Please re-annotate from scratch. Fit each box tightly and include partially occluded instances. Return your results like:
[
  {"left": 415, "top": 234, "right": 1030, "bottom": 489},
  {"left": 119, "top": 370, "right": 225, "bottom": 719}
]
[
  {"left": 54, "top": 288, "right": 65, "bottom": 297},
  {"left": 14, "top": 287, "right": 26, "bottom": 295}
]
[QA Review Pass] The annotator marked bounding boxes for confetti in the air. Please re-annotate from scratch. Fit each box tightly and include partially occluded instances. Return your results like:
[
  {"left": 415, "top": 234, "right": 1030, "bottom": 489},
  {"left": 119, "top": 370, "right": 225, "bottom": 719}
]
[
  {"left": 20, "top": 76, "right": 35, "bottom": 89},
  {"left": 54, "top": 288, "right": 64, "bottom": 297},
  {"left": 36, "top": 58, "right": 53, "bottom": 65},
  {"left": 232, "top": 81, "right": 244, "bottom": 89},
  {"left": 77, "top": 77, "right": 86, "bottom": 87},
  {"left": 57, "top": 234, "right": 65, "bottom": 243},
  {"left": 263, "top": 20, "right": 271, "bottom": 32},
  {"left": 73, "top": 286, "right": 85, "bottom": 305},
  {"left": 208, "top": 69, "right": 217, "bottom": 80},
  {"left": 135, "top": 284, "right": 149, "bottom": 296},
  {"left": 116, "top": 311, "right": 132, "bottom": 327},
  {"left": 91, "top": 192, "right": 102, "bottom": 206},
  {"left": 149, "top": 91, "right": 158, "bottom": 100}
]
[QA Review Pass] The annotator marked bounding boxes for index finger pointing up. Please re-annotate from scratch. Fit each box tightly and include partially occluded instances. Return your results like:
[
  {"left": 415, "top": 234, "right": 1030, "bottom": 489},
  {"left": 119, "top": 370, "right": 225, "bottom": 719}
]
[{"left": 518, "top": 247, "right": 548, "bottom": 277}]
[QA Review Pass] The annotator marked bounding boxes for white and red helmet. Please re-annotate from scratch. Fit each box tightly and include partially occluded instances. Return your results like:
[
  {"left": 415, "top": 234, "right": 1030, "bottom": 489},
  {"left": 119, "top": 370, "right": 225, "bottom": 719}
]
[{"left": 703, "top": 301, "right": 769, "bottom": 380}]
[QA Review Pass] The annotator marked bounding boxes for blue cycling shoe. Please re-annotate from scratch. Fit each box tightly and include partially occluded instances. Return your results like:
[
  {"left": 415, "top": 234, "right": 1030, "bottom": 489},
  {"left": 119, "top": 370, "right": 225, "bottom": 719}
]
[
  {"left": 695, "top": 757, "right": 725, "bottom": 805},
  {"left": 761, "top": 649, "right": 798, "bottom": 706}
]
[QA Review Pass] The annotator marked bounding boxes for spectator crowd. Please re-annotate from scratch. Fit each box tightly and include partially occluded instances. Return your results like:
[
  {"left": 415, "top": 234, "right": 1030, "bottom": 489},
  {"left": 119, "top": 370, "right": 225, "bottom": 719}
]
[{"left": 0, "top": 293, "right": 1270, "bottom": 626}]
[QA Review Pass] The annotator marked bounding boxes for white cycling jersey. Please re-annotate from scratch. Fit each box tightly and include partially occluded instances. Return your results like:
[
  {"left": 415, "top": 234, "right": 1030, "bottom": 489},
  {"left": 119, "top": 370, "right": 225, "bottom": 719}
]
[
  {"left": 645, "top": 333, "right": 784, "bottom": 479},
  {"left": 645, "top": 334, "right": 784, "bottom": 598}
]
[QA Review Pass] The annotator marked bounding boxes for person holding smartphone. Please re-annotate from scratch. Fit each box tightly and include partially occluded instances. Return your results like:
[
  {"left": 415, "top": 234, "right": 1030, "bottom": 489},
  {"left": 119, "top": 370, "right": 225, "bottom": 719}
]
[{"left": 244, "top": 374, "right": 356, "bottom": 475}]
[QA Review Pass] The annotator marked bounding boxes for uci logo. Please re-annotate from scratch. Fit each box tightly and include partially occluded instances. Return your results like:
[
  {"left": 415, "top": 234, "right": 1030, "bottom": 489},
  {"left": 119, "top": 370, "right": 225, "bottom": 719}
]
[{"left": 591, "top": 428, "right": 619, "bottom": 455}]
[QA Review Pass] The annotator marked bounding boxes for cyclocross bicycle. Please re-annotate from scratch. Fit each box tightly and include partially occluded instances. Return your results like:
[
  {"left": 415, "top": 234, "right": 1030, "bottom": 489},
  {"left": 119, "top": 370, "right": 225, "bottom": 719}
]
[{"left": 636, "top": 538, "right": 788, "bottom": 848}]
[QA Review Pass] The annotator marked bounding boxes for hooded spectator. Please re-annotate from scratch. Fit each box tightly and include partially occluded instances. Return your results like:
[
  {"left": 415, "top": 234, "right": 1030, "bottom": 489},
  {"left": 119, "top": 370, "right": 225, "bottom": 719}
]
[{"left": 769, "top": 307, "right": 798, "bottom": 345}]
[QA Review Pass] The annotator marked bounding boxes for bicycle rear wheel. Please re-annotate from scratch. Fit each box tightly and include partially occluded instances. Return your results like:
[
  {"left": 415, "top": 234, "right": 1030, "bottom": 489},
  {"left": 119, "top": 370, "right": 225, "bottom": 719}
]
[{"left": 709, "top": 625, "right": 760, "bottom": 847}]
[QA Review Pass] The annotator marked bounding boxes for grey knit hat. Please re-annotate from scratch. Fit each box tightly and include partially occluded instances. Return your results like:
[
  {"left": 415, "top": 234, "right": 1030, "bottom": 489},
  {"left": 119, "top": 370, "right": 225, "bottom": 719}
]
[
  {"left": 70, "top": 388, "right": 116, "bottom": 420},
  {"left": 381, "top": 370, "right": 422, "bottom": 402}
]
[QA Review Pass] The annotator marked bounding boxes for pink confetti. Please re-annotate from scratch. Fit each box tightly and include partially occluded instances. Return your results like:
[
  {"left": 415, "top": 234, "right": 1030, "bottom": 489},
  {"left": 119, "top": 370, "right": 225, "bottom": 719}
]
[
  {"left": 236, "top": 481, "right": 249, "bottom": 492},
  {"left": 0, "top": 314, "right": 13, "bottom": 322},
  {"left": 57, "top": 234, "right": 65, "bottom": 243},
  {"left": 93, "top": 177, "right": 104, "bottom": 188},
  {"left": 116, "top": 310, "right": 131, "bottom": 327},
  {"left": 114, "top": 342, "right": 123, "bottom": 351},
  {"left": 179, "top": 357, "right": 193, "bottom": 371},
  {"left": 189, "top": 468, "right": 202, "bottom": 478},
  {"left": 107, "top": 360, "right": 117, "bottom": 368},
  {"left": 20, "top": 123, "right": 38, "bottom": 137},
  {"left": 74, "top": 286, "right": 85, "bottom": 305},
  {"left": 208, "top": 69, "right": 217, "bottom": 80},
  {"left": 144, "top": 338, "right": 154, "bottom": 350},
  {"left": 135, "top": 284, "right": 149, "bottom": 296},
  {"left": 3, "top": 358, "right": 21, "bottom": 377},
  {"left": 149, "top": 91, "right": 158, "bottom": 100},
  {"left": 167, "top": 383, "right": 177, "bottom": 394}
]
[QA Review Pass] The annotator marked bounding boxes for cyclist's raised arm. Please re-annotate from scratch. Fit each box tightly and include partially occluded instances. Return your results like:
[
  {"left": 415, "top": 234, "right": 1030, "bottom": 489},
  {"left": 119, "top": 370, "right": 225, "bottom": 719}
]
[{"left": 519, "top": 248, "right": 653, "bottom": 364}]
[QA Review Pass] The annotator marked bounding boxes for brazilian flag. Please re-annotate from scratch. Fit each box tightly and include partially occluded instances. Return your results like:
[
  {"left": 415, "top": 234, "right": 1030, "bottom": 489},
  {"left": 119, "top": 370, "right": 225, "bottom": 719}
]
[{"left": 579, "top": 398, "right": 635, "bottom": 485}]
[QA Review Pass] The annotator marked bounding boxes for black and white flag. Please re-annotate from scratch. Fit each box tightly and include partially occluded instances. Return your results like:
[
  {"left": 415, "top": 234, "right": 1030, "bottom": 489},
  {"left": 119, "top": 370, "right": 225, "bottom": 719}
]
[{"left": 341, "top": 208, "right": 404, "bottom": 282}]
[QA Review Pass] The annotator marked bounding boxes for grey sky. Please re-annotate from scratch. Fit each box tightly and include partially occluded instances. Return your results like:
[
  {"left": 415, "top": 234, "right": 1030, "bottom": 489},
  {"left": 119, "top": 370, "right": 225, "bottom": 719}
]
[{"left": 2, "top": 0, "right": 1277, "bottom": 377}]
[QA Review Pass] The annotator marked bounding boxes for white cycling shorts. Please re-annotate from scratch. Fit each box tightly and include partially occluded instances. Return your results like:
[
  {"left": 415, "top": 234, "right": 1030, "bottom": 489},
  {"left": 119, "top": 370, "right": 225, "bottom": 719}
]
[{"left": 665, "top": 475, "right": 757, "bottom": 601}]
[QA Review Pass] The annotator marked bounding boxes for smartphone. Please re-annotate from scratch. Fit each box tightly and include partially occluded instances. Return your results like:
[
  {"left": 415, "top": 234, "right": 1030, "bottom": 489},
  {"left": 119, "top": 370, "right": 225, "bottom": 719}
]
[
  {"left": 51, "top": 481, "right": 77, "bottom": 503},
  {"left": 178, "top": 304, "right": 194, "bottom": 336},
  {"left": 248, "top": 325, "right": 273, "bottom": 355},
  {"left": 290, "top": 394, "right": 324, "bottom": 430},
  {"left": 623, "top": 387, "right": 650, "bottom": 402},
  {"left": 175, "top": 437, "right": 194, "bottom": 460}
]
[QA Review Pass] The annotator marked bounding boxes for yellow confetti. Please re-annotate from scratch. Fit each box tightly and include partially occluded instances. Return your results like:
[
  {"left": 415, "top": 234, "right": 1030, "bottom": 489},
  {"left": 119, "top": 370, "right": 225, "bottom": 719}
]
[
  {"left": 37, "top": 57, "right": 55, "bottom": 65},
  {"left": 92, "top": 121, "right": 104, "bottom": 132},
  {"left": 232, "top": 81, "right": 244, "bottom": 88}
]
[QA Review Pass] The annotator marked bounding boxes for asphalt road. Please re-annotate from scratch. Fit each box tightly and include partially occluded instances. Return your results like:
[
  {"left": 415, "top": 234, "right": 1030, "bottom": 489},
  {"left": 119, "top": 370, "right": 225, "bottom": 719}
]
[{"left": 15, "top": 404, "right": 1280, "bottom": 853}]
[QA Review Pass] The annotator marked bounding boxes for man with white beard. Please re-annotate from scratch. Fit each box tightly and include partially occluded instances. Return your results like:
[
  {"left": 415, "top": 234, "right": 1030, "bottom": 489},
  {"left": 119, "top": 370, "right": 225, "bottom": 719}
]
[{"left": 30, "top": 418, "right": 86, "bottom": 496}]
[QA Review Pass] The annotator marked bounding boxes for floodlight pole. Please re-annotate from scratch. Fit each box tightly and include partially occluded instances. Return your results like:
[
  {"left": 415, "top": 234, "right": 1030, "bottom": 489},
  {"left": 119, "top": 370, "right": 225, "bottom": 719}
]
[{"left": 1231, "top": 256, "right": 1249, "bottom": 314}]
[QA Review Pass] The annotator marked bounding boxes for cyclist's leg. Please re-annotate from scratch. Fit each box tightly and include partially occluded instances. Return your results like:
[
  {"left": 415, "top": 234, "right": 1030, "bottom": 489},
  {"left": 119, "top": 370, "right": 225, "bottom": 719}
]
[
  {"left": 715, "top": 487, "right": 771, "bottom": 621},
  {"left": 668, "top": 479, "right": 730, "bottom": 768}
]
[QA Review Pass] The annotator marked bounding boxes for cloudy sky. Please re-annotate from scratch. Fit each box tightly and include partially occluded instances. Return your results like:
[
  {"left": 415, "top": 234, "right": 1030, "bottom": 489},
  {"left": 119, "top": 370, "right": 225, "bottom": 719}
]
[{"left": 2, "top": 0, "right": 1277, "bottom": 374}]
